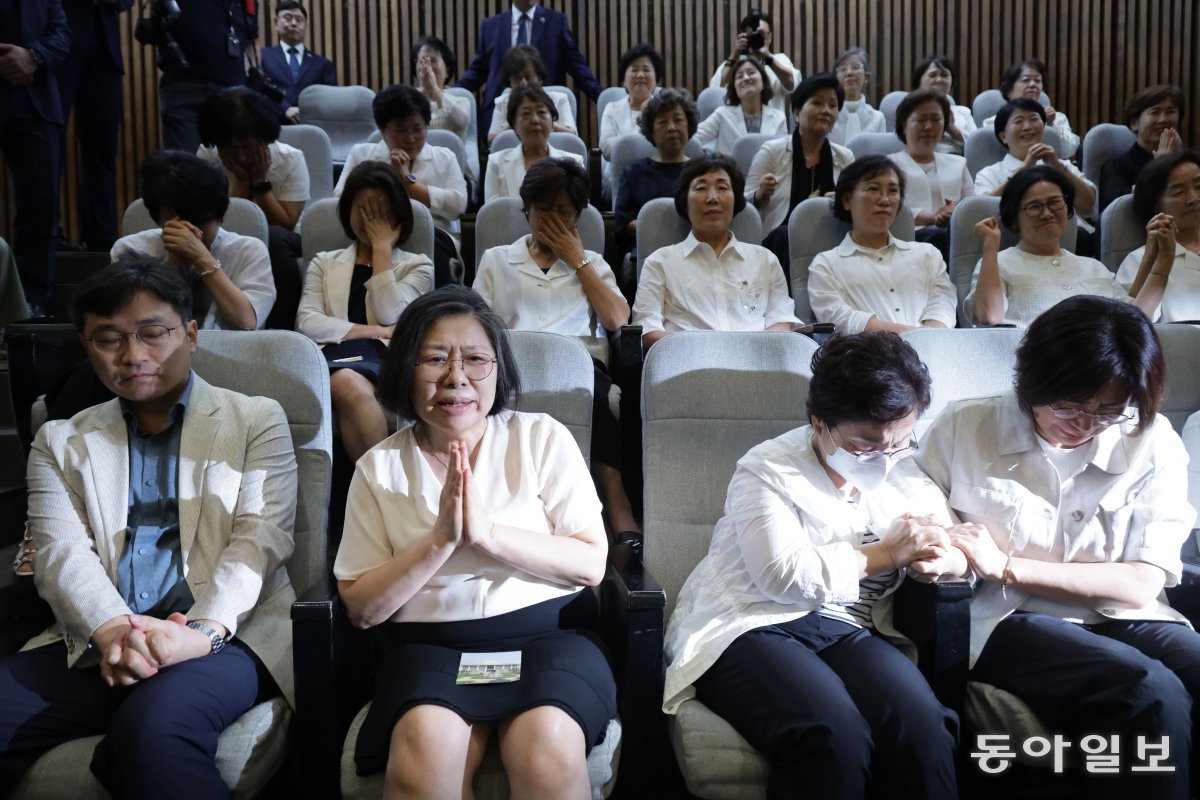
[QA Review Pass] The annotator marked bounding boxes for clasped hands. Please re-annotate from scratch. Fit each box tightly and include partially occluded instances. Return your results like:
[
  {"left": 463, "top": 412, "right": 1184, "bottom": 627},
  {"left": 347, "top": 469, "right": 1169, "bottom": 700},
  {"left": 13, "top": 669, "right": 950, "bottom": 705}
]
[
  {"left": 92, "top": 613, "right": 220, "bottom": 688},
  {"left": 161, "top": 217, "right": 214, "bottom": 273},
  {"left": 0, "top": 44, "right": 38, "bottom": 86},
  {"left": 434, "top": 441, "right": 492, "bottom": 549},
  {"left": 879, "top": 513, "right": 986, "bottom": 582}
]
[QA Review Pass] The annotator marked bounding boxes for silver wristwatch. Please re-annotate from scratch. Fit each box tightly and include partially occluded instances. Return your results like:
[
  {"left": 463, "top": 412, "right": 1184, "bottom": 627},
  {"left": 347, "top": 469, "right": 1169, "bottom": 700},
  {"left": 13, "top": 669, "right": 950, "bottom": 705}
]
[{"left": 186, "top": 620, "right": 227, "bottom": 654}]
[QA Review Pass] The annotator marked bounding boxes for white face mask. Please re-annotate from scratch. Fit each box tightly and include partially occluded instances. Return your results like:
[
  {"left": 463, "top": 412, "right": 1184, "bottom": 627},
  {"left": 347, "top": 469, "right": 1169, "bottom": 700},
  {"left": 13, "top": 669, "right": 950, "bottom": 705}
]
[{"left": 818, "top": 425, "right": 915, "bottom": 491}]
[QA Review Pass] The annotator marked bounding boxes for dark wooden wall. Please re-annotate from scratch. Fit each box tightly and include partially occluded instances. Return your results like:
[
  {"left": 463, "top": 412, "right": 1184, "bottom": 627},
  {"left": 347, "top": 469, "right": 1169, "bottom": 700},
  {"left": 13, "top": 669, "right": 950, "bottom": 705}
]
[{"left": 3, "top": 0, "right": 1198, "bottom": 243}]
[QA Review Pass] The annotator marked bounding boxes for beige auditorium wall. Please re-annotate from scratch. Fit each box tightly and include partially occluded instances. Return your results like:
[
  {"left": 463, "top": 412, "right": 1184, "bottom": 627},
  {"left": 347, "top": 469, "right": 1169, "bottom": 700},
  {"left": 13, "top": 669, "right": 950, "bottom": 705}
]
[{"left": 2, "top": 0, "right": 1197, "bottom": 243}]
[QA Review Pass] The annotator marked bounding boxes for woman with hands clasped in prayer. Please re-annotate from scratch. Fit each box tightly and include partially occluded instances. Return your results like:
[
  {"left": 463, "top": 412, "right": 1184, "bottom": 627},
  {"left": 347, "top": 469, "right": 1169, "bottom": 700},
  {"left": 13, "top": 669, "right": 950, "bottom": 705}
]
[
  {"left": 664, "top": 332, "right": 963, "bottom": 800},
  {"left": 1099, "top": 85, "right": 1185, "bottom": 212},
  {"left": 334, "top": 285, "right": 616, "bottom": 799},
  {"left": 297, "top": 162, "right": 434, "bottom": 462},
  {"left": 918, "top": 296, "right": 1200, "bottom": 798},
  {"left": 411, "top": 36, "right": 472, "bottom": 145}
]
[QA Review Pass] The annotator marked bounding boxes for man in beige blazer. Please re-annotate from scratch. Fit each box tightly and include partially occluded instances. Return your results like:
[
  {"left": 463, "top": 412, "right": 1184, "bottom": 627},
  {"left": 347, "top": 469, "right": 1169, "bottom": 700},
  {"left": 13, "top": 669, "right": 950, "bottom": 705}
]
[{"left": 0, "top": 254, "right": 298, "bottom": 798}]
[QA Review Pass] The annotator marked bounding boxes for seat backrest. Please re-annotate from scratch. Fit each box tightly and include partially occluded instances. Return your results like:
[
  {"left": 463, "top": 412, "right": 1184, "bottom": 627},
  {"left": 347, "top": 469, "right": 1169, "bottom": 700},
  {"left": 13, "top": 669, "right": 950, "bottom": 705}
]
[
  {"left": 634, "top": 198, "right": 763, "bottom": 280},
  {"left": 193, "top": 330, "right": 332, "bottom": 598},
  {"left": 609, "top": 134, "right": 704, "bottom": 212},
  {"left": 1082, "top": 123, "right": 1138, "bottom": 216},
  {"left": 964, "top": 126, "right": 1066, "bottom": 180},
  {"left": 899, "top": 327, "right": 1023, "bottom": 436},
  {"left": 948, "top": 195, "right": 1077, "bottom": 326},
  {"left": 879, "top": 90, "right": 908, "bottom": 131},
  {"left": 732, "top": 133, "right": 786, "bottom": 180},
  {"left": 847, "top": 131, "right": 905, "bottom": 160},
  {"left": 507, "top": 330, "right": 594, "bottom": 462},
  {"left": 298, "top": 197, "right": 436, "bottom": 269},
  {"left": 297, "top": 85, "right": 378, "bottom": 164},
  {"left": 971, "top": 89, "right": 1051, "bottom": 128},
  {"left": 278, "top": 124, "right": 335, "bottom": 202},
  {"left": 787, "top": 197, "right": 915, "bottom": 322},
  {"left": 1099, "top": 194, "right": 1145, "bottom": 275},
  {"left": 697, "top": 86, "right": 725, "bottom": 122},
  {"left": 597, "top": 86, "right": 627, "bottom": 132},
  {"left": 444, "top": 86, "right": 481, "bottom": 179},
  {"left": 426, "top": 128, "right": 468, "bottom": 176},
  {"left": 544, "top": 84, "right": 578, "bottom": 122},
  {"left": 1158, "top": 323, "right": 1200, "bottom": 432},
  {"left": 473, "top": 196, "right": 605, "bottom": 266},
  {"left": 490, "top": 130, "right": 589, "bottom": 163},
  {"left": 122, "top": 197, "right": 270, "bottom": 246},
  {"left": 641, "top": 331, "right": 819, "bottom": 613}
]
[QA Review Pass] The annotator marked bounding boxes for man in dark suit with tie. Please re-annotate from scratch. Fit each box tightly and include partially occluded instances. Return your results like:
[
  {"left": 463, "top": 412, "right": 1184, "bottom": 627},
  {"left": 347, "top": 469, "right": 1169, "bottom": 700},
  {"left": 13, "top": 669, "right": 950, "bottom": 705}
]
[
  {"left": 55, "top": 0, "right": 134, "bottom": 252},
  {"left": 456, "top": 0, "right": 602, "bottom": 138},
  {"left": 260, "top": 1, "right": 337, "bottom": 124},
  {"left": 0, "top": 0, "right": 71, "bottom": 315}
]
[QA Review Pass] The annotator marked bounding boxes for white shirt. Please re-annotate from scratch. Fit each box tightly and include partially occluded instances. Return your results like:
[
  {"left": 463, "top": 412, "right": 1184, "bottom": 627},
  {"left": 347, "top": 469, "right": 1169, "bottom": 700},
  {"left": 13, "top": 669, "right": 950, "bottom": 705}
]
[
  {"left": 916, "top": 391, "right": 1194, "bottom": 665},
  {"left": 333, "top": 140, "right": 468, "bottom": 235},
  {"left": 707, "top": 53, "right": 800, "bottom": 116},
  {"left": 110, "top": 228, "right": 275, "bottom": 331},
  {"left": 489, "top": 88, "right": 577, "bottom": 139},
  {"left": 981, "top": 108, "right": 1080, "bottom": 158},
  {"left": 830, "top": 97, "right": 885, "bottom": 147},
  {"left": 808, "top": 233, "right": 957, "bottom": 334},
  {"left": 1184, "top": 412, "right": 1200, "bottom": 519},
  {"left": 694, "top": 104, "right": 787, "bottom": 156},
  {"left": 295, "top": 243, "right": 435, "bottom": 344},
  {"left": 599, "top": 93, "right": 654, "bottom": 188},
  {"left": 663, "top": 425, "right": 952, "bottom": 713},
  {"left": 888, "top": 151, "right": 975, "bottom": 216},
  {"left": 746, "top": 136, "right": 855, "bottom": 232},
  {"left": 966, "top": 246, "right": 1131, "bottom": 328},
  {"left": 333, "top": 410, "right": 603, "bottom": 622},
  {"left": 510, "top": 3, "right": 539, "bottom": 46},
  {"left": 197, "top": 140, "right": 310, "bottom": 204},
  {"left": 483, "top": 144, "right": 583, "bottom": 202},
  {"left": 473, "top": 239, "right": 619, "bottom": 363},
  {"left": 427, "top": 90, "right": 472, "bottom": 142},
  {"left": 632, "top": 232, "right": 800, "bottom": 334},
  {"left": 973, "top": 151, "right": 1095, "bottom": 196},
  {"left": 1117, "top": 244, "right": 1200, "bottom": 323}
]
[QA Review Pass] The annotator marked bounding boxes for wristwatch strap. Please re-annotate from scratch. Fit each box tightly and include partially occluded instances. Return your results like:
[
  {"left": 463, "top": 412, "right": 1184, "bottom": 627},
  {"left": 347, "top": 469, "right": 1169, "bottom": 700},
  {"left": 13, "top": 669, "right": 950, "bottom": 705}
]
[{"left": 186, "top": 620, "right": 227, "bottom": 654}]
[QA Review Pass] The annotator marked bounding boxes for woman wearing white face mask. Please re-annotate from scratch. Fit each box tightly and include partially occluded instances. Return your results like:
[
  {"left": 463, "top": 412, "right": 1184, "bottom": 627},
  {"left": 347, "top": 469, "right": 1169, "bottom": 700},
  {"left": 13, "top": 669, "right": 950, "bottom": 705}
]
[{"left": 664, "top": 332, "right": 967, "bottom": 800}]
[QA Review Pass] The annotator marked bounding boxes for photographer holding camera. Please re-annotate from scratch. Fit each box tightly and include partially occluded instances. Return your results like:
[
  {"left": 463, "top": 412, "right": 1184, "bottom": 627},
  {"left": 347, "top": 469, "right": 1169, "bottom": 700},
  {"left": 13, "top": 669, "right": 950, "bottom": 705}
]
[
  {"left": 139, "top": 0, "right": 257, "bottom": 153},
  {"left": 709, "top": 10, "right": 798, "bottom": 116}
]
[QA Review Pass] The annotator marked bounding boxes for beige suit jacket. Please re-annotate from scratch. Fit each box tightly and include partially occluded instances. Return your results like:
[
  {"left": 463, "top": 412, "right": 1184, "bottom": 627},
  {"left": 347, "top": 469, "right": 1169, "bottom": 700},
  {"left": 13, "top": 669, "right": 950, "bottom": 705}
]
[{"left": 25, "top": 374, "right": 300, "bottom": 705}]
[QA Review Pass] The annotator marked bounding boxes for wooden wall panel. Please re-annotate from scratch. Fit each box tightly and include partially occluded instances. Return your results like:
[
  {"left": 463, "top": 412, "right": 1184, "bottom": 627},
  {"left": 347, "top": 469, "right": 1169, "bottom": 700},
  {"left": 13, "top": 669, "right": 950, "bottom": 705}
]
[{"left": 3, "top": 0, "right": 1199, "bottom": 244}]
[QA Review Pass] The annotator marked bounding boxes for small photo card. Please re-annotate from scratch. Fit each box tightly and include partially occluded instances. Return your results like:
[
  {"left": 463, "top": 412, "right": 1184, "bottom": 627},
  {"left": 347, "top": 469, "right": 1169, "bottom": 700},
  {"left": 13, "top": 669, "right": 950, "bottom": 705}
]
[{"left": 457, "top": 651, "right": 522, "bottom": 685}]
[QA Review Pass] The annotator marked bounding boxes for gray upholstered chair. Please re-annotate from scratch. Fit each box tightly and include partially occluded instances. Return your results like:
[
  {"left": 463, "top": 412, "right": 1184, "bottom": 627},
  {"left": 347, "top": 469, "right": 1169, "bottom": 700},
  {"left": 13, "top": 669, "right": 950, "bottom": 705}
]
[
  {"left": 1156, "top": 323, "right": 1200, "bottom": 430},
  {"left": 696, "top": 86, "right": 725, "bottom": 122},
  {"left": 122, "top": 197, "right": 269, "bottom": 246},
  {"left": 964, "top": 126, "right": 1065, "bottom": 179},
  {"left": 365, "top": 128, "right": 468, "bottom": 180},
  {"left": 297, "top": 197, "right": 435, "bottom": 272},
  {"left": 609, "top": 133, "right": 704, "bottom": 212},
  {"left": 971, "top": 88, "right": 1050, "bottom": 128},
  {"left": 847, "top": 131, "right": 905, "bottom": 160},
  {"left": 1081, "top": 123, "right": 1137, "bottom": 216},
  {"left": 544, "top": 84, "right": 579, "bottom": 122},
  {"left": 731, "top": 133, "right": 785, "bottom": 181},
  {"left": 443, "top": 85, "right": 481, "bottom": 181},
  {"left": 297, "top": 85, "right": 378, "bottom": 165},
  {"left": 490, "top": 129, "right": 590, "bottom": 162},
  {"left": 634, "top": 197, "right": 763, "bottom": 281},
  {"left": 597, "top": 86, "right": 627, "bottom": 132},
  {"left": 472, "top": 196, "right": 605, "bottom": 267},
  {"left": 879, "top": 90, "right": 908, "bottom": 131},
  {"left": 11, "top": 330, "right": 333, "bottom": 800},
  {"left": 1098, "top": 194, "right": 1146, "bottom": 276},
  {"left": 278, "top": 123, "right": 335, "bottom": 202},
  {"left": 787, "top": 196, "right": 915, "bottom": 322}
]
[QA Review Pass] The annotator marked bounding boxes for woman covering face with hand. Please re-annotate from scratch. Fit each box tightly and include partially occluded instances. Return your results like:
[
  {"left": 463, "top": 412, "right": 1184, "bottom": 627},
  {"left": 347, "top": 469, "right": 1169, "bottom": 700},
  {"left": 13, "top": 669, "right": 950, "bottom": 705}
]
[{"left": 410, "top": 35, "right": 471, "bottom": 144}]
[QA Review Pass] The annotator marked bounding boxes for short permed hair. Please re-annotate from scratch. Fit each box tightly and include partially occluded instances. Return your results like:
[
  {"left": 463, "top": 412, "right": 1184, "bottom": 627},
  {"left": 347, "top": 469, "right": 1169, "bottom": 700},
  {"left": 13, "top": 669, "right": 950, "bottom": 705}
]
[
  {"left": 999, "top": 59, "right": 1047, "bottom": 100},
  {"left": 197, "top": 86, "right": 282, "bottom": 146},
  {"left": 519, "top": 158, "right": 590, "bottom": 216},
  {"left": 373, "top": 84, "right": 432, "bottom": 129},
  {"left": 911, "top": 55, "right": 956, "bottom": 91},
  {"left": 806, "top": 331, "right": 932, "bottom": 424},
  {"left": 998, "top": 164, "right": 1075, "bottom": 231},
  {"left": 894, "top": 89, "right": 951, "bottom": 145},
  {"left": 832, "top": 155, "right": 905, "bottom": 223},
  {"left": 71, "top": 253, "right": 193, "bottom": 332},
  {"left": 791, "top": 72, "right": 845, "bottom": 114},
  {"left": 1122, "top": 84, "right": 1185, "bottom": 128},
  {"left": 618, "top": 43, "right": 665, "bottom": 84},
  {"left": 993, "top": 97, "right": 1045, "bottom": 146},
  {"left": 638, "top": 88, "right": 699, "bottom": 145},
  {"left": 507, "top": 84, "right": 558, "bottom": 130},
  {"left": 336, "top": 161, "right": 415, "bottom": 244},
  {"left": 673, "top": 153, "right": 746, "bottom": 219},
  {"left": 140, "top": 150, "right": 230, "bottom": 227}
]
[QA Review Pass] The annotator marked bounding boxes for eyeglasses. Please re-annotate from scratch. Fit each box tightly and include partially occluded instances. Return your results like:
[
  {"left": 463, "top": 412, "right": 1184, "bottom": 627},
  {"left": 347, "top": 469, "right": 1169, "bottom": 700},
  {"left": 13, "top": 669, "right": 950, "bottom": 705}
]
[
  {"left": 415, "top": 354, "right": 496, "bottom": 382},
  {"left": 836, "top": 62, "right": 866, "bottom": 75},
  {"left": 831, "top": 426, "right": 919, "bottom": 464},
  {"left": 1022, "top": 196, "right": 1067, "bottom": 217},
  {"left": 86, "top": 325, "right": 178, "bottom": 353},
  {"left": 1048, "top": 404, "right": 1135, "bottom": 427}
]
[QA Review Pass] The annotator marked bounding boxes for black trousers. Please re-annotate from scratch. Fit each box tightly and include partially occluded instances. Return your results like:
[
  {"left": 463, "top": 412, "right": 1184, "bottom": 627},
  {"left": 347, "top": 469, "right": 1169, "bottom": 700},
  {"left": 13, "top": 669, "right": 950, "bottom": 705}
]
[
  {"left": 265, "top": 225, "right": 303, "bottom": 330},
  {"left": 0, "top": 110, "right": 60, "bottom": 307}
]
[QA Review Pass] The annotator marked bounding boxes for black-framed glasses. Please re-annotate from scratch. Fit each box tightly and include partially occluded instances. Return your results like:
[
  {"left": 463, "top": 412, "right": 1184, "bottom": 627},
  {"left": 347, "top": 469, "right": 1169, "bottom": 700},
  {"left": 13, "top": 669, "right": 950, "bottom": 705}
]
[
  {"left": 1022, "top": 196, "right": 1067, "bottom": 217},
  {"left": 830, "top": 425, "right": 919, "bottom": 464},
  {"left": 1048, "top": 404, "right": 1135, "bottom": 427},
  {"left": 86, "top": 325, "right": 178, "bottom": 353},
  {"left": 414, "top": 354, "right": 496, "bottom": 382}
]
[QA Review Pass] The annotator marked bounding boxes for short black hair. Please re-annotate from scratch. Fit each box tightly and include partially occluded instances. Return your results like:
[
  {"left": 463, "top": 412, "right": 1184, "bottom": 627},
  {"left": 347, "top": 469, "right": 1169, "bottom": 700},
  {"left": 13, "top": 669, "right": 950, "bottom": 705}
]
[
  {"left": 894, "top": 89, "right": 951, "bottom": 145},
  {"left": 833, "top": 47, "right": 870, "bottom": 74},
  {"left": 832, "top": 155, "right": 905, "bottom": 223},
  {"left": 618, "top": 43, "right": 665, "bottom": 84},
  {"left": 993, "top": 97, "right": 1045, "bottom": 145},
  {"left": 1000, "top": 59, "right": 1046, "bottom": 99},
  {"left": 373, "top": 84, "right": 432, "bottom": 129},
  {"left": 998, "top": 164, "right": 1075, "bottom": 231},
  {"left": 673, "top": 153, "right": 746, "bottom": 219},
  {"left": 519, "top": 158, "right": 589, "bottom": 215},
  {"left": 410, "top": 35, "right": 457, "bottom": 83},
  {"left": 791, "top": 72, "right": 844, "bottom": 115},
  {"left": 739, "top": 10, "right": 773, "bottom": 32},
  {"left": 140, "top": 150, "right": 230, "bottom": 227},
  {"left": 71, "top": 253, "right": 194, "bottom": 332},
  {"left": 336, "top": 161, "right": 415, "bottom": 244},
  {"left": 507, "top": 84, "right": 558, "bottom": 130},
  {"left": 806, "top": 331, "right": 932, "bottom": 424},
  {"left": 723, "top": 54, "right": 773, "bottom": 108},
  {"left": 1123, "top": 84, "right": 1185, "bottom": 128},
  {"left": 275, "top": 0, "right": 305, "bottom": 17},
  {"left": 639, "top": 88, "right": 699, "bottom": 145},
  {"left": 1131, "top": 149, "right": 1200, "bottom": 225},
  {"left": 379, "top": 285, "right": 521, "bottom": 420},
  {"left": 912, "top": 55, "right": 955, "bottom": 91},
  {"left": 500, "top": 44, "right": 548, "bottom": 85},
  {"left": 197, "top": 86, "right": 282, "bottom": 147},
  {"left": 1015, "top": 295, "right": 1164, "bottom": 436}
]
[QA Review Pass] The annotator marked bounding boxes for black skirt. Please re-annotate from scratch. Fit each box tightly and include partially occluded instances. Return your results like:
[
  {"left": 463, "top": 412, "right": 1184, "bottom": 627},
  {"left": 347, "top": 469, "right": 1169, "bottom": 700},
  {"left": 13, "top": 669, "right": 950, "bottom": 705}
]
[
  {"left": 354, "top": 591, "right": 617, "bottom": 776},
  {"left": 322, "top": 338, "right": 386, "bottom": 380}
]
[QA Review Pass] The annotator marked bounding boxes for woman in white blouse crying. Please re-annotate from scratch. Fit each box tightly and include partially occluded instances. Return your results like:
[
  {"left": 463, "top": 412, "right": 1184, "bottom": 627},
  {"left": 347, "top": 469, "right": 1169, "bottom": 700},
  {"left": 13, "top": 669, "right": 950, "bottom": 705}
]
[{"left": 664, "top": 332, "right": 964, "bottom": 799}]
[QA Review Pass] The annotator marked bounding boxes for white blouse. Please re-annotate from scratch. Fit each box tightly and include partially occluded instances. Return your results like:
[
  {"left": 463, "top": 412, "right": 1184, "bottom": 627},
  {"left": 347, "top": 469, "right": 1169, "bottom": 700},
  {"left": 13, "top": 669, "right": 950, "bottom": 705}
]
[
  {"left": 694, "top": 104, "right": 788, "bottom": 156},
  {"left": 745, "top": 136, "right": 855, "bottom": 232},
  {"left": 483, "top": 145, "right": 584, "bottom": 202},
  {"left": 888, "top": 151, "right": 975, "bottom": 216},
  {"left": 973, "top": 152, "right": 1095, "bottom": 197},
  {"left": 1117, "top": 244, "right": 1200, "bottom": 323}
]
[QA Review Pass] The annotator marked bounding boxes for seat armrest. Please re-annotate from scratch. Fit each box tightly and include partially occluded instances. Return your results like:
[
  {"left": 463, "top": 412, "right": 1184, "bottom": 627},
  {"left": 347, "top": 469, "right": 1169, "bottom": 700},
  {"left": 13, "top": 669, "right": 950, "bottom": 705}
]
[
  {"left": 892, "top": 577, "right": 972, "bottom": 714},
  {"left": 291, "top": 578, "right": 342, "bottom": 798},
  {"left": 609, "top": 325, "right": 644, "bottom": 372}
]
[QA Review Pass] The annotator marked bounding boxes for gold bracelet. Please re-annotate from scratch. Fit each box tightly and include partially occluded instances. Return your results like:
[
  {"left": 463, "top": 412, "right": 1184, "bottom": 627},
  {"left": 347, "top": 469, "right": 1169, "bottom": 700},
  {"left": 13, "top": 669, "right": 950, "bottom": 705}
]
[
  {"left": 196, "top": 259, "right": 222, "bottom": 278},
  {"left": 574, "top": 257, "right": 591, "bottom": 273}
]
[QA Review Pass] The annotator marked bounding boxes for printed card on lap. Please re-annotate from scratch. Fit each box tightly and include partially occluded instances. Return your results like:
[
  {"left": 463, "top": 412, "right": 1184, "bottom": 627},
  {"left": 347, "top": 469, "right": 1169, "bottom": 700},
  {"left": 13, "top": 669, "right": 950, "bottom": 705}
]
[{"left": 457, "top": 651, "right": 522, "bottom": 684}]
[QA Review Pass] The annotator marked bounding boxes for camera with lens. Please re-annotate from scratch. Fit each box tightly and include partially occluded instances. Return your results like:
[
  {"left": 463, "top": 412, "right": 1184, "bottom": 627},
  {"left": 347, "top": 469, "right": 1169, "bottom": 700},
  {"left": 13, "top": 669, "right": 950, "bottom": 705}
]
[
  {"left": 746, "top": 29, "right": 765, "bottom": 51},
  {"left": 134, "top": 0, "right": 189, "bottom": 71}
]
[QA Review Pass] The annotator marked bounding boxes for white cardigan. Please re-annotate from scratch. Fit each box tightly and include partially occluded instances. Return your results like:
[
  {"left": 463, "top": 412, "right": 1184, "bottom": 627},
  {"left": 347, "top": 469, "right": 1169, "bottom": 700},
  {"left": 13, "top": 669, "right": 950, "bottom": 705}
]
[
  {"left": 695, "top": 104, "right": 787, "bottom": 156},
  {"left": 888, "top": 150, "right": 975, "bottom": 216}
]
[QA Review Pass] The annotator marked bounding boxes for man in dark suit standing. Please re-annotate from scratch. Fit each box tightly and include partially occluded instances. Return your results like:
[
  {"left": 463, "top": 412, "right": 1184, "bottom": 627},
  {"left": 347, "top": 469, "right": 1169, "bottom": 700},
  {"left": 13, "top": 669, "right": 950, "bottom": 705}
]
[
  {"left": 0, "top": 0, "right": 71, "bottom": 315},
  {"left": 261, "top": 1, "right": 337, "bottom": 124},
  {"left": 55, "top": 0, "right": 134, "bottom": 252},
  {"left": 456, "top": 0, "right": 602, "bottom": 137}
]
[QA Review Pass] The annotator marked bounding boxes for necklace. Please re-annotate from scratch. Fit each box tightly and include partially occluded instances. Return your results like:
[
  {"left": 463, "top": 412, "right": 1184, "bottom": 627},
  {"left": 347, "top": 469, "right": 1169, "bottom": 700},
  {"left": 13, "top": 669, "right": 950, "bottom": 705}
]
[{"left": 416, "top": 427, "right": 450, "bottom": 470}]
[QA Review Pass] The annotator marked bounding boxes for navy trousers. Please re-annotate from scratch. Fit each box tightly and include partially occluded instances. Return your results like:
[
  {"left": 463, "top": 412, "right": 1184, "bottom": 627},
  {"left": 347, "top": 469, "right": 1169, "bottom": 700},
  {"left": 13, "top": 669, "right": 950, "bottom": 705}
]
[
  {"left": 0, "top": 110, "right": 60, "bottom": 307},
  {"left": 971, "top": 612, "right": 1200, "bottom": 799},
  {"left": 694, "top": 613, "right": 959, "bottom": 800},
  {"left": 0, "top": 639, "right": 272, "bottom": 798}
]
